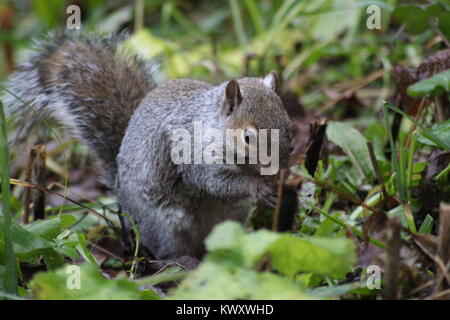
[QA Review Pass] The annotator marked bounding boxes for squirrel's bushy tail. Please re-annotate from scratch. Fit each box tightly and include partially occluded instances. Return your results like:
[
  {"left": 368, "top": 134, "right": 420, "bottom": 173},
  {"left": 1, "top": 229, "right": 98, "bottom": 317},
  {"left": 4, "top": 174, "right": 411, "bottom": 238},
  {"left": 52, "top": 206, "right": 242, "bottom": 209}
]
[{"left": 2, "top": 31, "right": 158, "bottom": 186}]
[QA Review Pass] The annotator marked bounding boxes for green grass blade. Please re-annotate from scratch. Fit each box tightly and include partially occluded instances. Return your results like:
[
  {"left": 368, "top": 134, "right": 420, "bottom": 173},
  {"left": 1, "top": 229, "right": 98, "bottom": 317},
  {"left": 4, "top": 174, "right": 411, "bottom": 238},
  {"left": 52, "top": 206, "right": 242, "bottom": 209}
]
[
  {"left": 243, "top": 0, "right": 264, "bottom": 35},
  {"left": 229, "top": 0, "right": 247, "bottom": 46},
  {"left": 418, "top": 214, "right": 434, "bottom": 234},
  {"left": 382, "top": 103, "right": 417, "bottom": 231},
  {"left": 398, "top": 134, "right": 408, "bottom": 201},
  {"left": 384, "top": 102, "right": 450, "bottom": 150},
  {"left": 311, "top": 204, "right": 386, "bottom": 250},
  {"left": 406, "top": 131, "right": 417, "bottom": 197},
  {"left": 0, "top": 100, "right": 17, "bottom": 295},
  {"left": 0, "top": 84, "right": 69, "bottom": 215},
  {"left": 383, "top": 102, "right": 407, "bottom": 201},
  {"left": 262, "top": 0, "right": 302, "bottom": 53}
]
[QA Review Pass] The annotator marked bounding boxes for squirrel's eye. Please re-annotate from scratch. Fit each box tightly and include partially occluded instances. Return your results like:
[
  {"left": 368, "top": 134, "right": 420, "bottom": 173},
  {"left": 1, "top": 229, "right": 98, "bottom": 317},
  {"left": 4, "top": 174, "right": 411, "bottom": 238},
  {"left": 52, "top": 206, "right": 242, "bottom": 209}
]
[{"left": 243, "top": 128, "right": 257, "bottom": 146}]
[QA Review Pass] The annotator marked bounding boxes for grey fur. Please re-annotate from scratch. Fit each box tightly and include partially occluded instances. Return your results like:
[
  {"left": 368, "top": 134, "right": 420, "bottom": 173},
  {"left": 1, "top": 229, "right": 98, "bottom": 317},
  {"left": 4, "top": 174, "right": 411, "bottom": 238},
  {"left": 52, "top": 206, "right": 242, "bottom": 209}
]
[{"left": 3, "top": 32, "right": 294, "bottom": 259}]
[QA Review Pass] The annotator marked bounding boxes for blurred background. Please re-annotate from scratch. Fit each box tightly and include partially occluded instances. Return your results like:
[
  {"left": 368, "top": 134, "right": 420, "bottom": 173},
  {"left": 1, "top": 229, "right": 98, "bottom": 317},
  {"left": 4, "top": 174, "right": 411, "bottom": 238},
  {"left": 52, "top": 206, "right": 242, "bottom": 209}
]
[{"left": 0, "top": 0, "right": 445, "bottom": 93}]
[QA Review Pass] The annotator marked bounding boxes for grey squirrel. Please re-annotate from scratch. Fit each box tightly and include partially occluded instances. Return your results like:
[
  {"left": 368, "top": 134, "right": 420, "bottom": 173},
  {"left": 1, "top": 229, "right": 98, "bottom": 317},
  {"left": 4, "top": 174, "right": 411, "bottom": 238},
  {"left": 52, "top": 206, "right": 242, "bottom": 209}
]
[{"left": 3, "top": 31, "right": 294, "bottom": 259}]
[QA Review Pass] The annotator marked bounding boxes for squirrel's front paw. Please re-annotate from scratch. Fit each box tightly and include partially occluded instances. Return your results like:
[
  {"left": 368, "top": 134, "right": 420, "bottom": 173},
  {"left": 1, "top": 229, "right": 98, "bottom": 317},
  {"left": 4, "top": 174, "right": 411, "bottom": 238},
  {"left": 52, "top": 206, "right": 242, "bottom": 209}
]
[{"left": 255, "top": 182, "right": 277, "bottom": 209}]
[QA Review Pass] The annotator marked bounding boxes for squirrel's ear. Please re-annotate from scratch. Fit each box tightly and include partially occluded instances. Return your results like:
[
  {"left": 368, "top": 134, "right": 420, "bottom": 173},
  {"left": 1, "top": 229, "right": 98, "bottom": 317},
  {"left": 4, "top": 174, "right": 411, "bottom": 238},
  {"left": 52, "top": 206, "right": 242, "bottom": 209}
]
[
  {"left": 223, "top": 80, "right": 242, "bottom": 116},
  {"left": 263, "top": 70, "right": 279, "bottom": 93}
]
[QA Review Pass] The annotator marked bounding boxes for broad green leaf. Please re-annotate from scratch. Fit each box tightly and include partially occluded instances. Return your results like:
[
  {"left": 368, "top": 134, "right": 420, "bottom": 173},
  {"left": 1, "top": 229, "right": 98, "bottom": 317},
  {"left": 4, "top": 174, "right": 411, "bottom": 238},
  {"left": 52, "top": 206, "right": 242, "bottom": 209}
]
[
  {"left": 41, "top": 248, "right": 65, "bottom": 271},
  {"left": 314, "top": 216, "right": 340, "bottom": 237},
  {"left": 269, "top": 235, "right": 356, "bottom": 278},
  {"left": 0, "top": 217, "right": 51, "bottom": 258},
  {"left": 407, "top": 69, "right": 450, "bottom": 98},
  {"left": 30, "top": 264, "right": 144, "bottom": 300},
  {"left": 326, "top": 121, "right": 374, "bottom": 181},
  {"left": 23, "top": 214, "right": 76, "bottom": 241},
  {"left": 297, "top": 273, "right": 324, "bottom": 288},
  {"left": 205, "top": 221, "right": 280, "bottom": 268},
  {"left": 205, "top": 220, "right": 246, "bottom": 251},
  {"left": 206, "top": 221, "right": 356, "bottom": 279},
  {"left": 171, "top": 261, "right": 311, "bottom": 300}
]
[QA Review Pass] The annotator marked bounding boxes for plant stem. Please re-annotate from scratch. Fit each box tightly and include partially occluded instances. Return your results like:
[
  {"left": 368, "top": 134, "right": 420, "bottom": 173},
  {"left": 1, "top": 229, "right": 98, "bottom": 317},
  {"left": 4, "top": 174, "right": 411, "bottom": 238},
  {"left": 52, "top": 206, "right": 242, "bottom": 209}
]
[
  {"left": 0, "top": 100, "right": 17, "bottom": 295},
  {"left": 311, "top": 204, "right": 387, "bottom": 250}
]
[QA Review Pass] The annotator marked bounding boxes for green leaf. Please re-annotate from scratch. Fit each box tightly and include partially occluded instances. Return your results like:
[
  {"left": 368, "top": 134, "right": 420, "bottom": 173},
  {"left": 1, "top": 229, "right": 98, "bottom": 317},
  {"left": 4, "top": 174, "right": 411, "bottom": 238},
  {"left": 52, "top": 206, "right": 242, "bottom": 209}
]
[
  {"left": 416, "top": 120, "right": 450, "bottom": 149},
  {"left": 73, "top": 233, "right": 98, "bottom": 265},
  {"left": 140, "top": 289, "right": 160, "bottom": 300},
  {"left": 438, "top": 11, "right": 450, "bottom": 42},
  {"left": 315, "top": 216, "right": 340, "bottom": 237},
  {"left": 392, "top": 6, "right": 430, "bottom": 35},
  {"left": 326, "top": 121, "right": 374, "bottom": 181},
  {"left": 0, "top": 217, "right": 51, "bottom": 258},
  {"left": 41, "top": 248, "right": 65, "bottom": 271},
  {"left": 171, "top": 261, "right": 311, "bottom": 299},
  {"left": 384, "top": 102, "right": 450, "bottom": 150},
  {"left": 424, "top": 3, "right": 448, "bottom": 19},
  {"left": 30, "top": 264, "right": 143, "bottom": 300},
  {"left": 269, "top": 235, "right": 356, "bottom": 278},
  {"left": 436, "top": 162, "right": 450, "bottom": 189},
  {"left": 23, "top": 214, "right": 76, "bottom": 241},
  {"left": 205, "top": 220, "right": 246, "bottom": 251},
  {"left": 407, "top": 69, "right": 450, "bottom": 98},
  {"left": 418, "top": 214, "right": 434, "bottom": 234},
  {"left": 205, "top": 221, "right": 280, "bottom": 268},
  {"left": 32, "top": 0, "right": 66, "bottom": 29},
  {"left": 308, "top": 282, "right": 361, "bottom": 298},
  {"left": 0, "top": 216, "right": 69, "bottom": 270}
]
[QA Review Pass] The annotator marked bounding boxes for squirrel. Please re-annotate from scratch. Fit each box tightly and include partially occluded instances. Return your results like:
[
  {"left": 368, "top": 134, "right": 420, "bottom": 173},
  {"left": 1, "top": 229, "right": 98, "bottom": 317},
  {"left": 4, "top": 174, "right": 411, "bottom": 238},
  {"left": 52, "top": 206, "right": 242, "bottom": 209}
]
[{"left": 3, "top": 31, "right": 295, "bottom": 259}]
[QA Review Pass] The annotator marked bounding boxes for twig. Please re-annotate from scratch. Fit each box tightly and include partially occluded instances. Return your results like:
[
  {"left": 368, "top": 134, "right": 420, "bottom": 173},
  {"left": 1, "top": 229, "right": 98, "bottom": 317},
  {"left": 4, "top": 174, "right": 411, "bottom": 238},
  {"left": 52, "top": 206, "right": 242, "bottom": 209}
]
[
  {"left": 272, "top": 169, "right": 288, "bottom": 231},
  {"left": 9, "top": 178, "right": 117, "bottom": 231},
  {"left": 23, "top": 145, "right": 49, "bottom": 222},
  {"left": 367, "top": 141, "right": 389, "bottom": 209},
  {"left": 426, "top": 288, "right": 450, "bottom": 300},
  {"left": 90, "top": 243, "right": 124, "bottom": 263},
  {"left": 317, "top": 69, "right": 386, "bottom": 115},
  {"left": 412, "top": 234, "right": 450, "bottom": 289}
]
